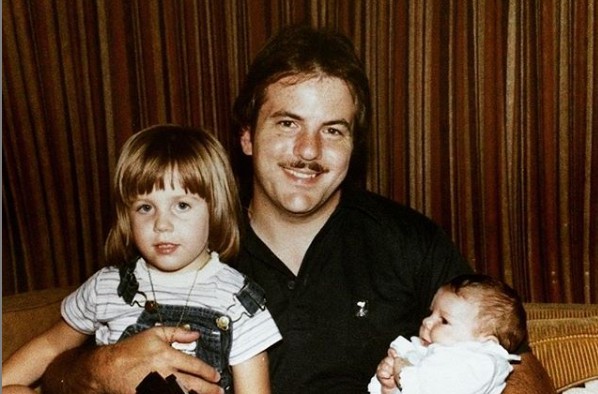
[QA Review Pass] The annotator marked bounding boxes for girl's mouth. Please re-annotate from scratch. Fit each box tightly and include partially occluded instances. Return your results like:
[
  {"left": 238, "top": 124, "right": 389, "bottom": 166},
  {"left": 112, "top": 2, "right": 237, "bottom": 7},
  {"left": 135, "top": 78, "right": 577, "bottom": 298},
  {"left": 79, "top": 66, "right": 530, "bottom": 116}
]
[{"left": 155, "top": 243, "right": 178, "bottom": 254}]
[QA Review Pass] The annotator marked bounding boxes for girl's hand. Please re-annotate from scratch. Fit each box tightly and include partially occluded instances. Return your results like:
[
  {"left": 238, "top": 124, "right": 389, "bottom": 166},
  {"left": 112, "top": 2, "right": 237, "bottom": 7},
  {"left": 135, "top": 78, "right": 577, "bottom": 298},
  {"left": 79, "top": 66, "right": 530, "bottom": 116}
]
[{"left": 1, "top": 385, "right": 38, "bottom": 394}]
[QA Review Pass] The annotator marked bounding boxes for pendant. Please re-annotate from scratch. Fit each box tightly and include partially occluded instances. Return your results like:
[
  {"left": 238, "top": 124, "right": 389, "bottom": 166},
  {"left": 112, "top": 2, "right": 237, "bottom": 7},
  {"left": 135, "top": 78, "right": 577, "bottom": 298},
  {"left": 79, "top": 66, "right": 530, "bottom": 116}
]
[{"left": 145, "top": 300, "right": 159, "bottom": 313}]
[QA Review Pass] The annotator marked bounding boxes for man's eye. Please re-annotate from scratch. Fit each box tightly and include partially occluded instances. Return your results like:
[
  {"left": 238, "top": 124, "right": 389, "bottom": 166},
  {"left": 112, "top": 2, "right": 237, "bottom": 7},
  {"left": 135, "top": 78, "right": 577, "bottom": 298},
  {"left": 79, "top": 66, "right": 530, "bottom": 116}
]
[
  {"left": 279, "top": 120, "right": 295, "bottom": 128},
  {"left": 325, "top": 127, "right": 343, "bottom": 136}
]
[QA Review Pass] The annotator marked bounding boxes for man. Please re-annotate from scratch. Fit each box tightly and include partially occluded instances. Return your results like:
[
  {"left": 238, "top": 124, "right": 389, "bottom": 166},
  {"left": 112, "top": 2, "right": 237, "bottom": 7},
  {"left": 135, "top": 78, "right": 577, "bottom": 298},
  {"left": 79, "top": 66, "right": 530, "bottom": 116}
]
[{"left": 44, "top": 25, "right": 554, "bottom": 393}]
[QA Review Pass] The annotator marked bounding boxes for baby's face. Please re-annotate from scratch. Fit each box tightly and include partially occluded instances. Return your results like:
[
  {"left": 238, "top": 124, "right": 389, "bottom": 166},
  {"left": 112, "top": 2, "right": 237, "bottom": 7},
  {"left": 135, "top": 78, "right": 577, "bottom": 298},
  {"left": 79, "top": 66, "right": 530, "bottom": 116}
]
[{"left": 418, "top": 288, "right": 484, "bottom": 346}]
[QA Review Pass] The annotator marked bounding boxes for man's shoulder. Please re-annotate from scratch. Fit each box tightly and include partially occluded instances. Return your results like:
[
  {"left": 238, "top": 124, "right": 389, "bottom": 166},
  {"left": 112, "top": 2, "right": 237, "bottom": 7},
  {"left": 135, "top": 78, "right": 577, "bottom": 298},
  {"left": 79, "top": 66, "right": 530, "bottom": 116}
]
[
  {"left": 504, "top": 352, "right": 556, "bottom": 394},
  {"left": 340, "top": 188, "right": 439, "bottom": 231}
]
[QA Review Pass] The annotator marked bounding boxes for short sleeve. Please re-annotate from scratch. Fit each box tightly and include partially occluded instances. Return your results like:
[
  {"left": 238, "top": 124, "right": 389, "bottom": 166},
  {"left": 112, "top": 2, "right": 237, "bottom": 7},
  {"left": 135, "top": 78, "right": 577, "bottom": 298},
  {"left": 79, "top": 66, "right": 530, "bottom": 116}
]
[
  {"left": 61, "top": 270, "right": 104, "bottom": 334},
  {"left": 228, "top": 306, "right": 282, "bottom": 366}
]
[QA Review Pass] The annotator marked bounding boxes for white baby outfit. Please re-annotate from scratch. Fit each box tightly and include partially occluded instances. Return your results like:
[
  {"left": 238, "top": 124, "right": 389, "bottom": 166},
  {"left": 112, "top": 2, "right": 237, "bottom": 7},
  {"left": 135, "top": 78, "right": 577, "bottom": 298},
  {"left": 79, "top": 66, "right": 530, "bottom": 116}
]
[{"left": 368, "top": 336, "right": 520, "bottom": 394}]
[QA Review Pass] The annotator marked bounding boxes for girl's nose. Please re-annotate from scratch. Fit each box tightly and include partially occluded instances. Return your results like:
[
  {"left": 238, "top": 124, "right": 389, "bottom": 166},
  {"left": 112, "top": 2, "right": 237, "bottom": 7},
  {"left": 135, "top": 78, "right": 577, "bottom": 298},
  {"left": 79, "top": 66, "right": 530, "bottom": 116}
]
[{"left": 154, "top": 213, "right": 173, "bottom": 232}]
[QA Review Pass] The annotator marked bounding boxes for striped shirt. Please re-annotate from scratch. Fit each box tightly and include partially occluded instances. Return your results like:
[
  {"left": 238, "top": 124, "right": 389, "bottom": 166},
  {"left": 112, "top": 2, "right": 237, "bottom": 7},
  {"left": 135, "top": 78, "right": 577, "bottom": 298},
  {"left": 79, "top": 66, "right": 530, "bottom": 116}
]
[{"left": 62, "top": 253, "right": 282, "bottom": 366}]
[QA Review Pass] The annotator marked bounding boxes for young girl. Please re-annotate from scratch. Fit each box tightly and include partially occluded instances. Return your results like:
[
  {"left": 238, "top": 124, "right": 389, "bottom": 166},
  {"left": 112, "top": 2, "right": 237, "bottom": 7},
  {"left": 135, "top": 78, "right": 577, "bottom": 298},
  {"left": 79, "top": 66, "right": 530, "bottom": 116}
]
[{"left": 2, "top": 124, "right": 282, "bottom": 394}]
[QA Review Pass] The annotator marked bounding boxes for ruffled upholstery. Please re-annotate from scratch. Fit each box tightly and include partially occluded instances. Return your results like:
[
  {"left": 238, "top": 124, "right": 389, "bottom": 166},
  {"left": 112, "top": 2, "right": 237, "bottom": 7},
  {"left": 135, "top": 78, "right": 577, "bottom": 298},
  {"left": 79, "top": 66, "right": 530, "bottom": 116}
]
[{"left": 525, "top": 303, "right": 598, "bottom": 392}]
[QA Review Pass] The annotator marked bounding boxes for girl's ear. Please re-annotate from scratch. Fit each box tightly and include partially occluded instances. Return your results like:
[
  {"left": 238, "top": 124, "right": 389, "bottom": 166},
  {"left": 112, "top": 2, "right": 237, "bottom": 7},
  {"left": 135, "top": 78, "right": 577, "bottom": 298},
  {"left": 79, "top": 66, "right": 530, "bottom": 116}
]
[{"left": 240, "top": 127, "right": 253, "bottom": 155}]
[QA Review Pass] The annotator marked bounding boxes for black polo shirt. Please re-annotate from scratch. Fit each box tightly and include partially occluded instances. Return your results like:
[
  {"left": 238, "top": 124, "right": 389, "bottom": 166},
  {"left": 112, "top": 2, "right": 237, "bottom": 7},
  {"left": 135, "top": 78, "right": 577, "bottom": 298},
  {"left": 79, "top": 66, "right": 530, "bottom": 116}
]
[{"left": 235, "top": 188, "right": 472, "bottom": 393}]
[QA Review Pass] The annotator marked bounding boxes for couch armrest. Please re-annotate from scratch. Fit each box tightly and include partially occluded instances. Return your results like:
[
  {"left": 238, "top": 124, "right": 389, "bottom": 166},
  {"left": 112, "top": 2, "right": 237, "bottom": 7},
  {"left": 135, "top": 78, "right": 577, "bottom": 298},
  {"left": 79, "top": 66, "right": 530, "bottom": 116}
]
[
  {"left": 2, "top": 286, "right": 76, "bottom": 362},
  {"left": 524, "top": 303, "right": 598, "bottom": 392}
]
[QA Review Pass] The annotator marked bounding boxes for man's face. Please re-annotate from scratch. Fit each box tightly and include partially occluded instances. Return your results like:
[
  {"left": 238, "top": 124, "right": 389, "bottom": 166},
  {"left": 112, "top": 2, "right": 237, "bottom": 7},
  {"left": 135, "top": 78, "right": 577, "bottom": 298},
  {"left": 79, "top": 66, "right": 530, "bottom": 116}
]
[{"left": 241, "top": 75, "right": 356, "bottom": 218}]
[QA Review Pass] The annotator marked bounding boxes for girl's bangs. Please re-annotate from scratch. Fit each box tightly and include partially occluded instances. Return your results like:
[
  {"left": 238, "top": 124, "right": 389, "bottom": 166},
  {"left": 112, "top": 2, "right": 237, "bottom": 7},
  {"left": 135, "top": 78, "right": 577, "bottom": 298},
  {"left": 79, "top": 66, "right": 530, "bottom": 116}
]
[{"left": 121, "top": 154, "right": 207, "bottom": 204}]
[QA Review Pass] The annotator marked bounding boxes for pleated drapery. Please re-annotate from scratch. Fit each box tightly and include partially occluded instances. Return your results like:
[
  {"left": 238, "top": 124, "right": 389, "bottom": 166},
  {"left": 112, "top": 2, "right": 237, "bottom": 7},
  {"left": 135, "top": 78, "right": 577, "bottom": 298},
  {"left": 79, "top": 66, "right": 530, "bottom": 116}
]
[{"left": 3, "top": 0, "right": 597, "bottom": 303}]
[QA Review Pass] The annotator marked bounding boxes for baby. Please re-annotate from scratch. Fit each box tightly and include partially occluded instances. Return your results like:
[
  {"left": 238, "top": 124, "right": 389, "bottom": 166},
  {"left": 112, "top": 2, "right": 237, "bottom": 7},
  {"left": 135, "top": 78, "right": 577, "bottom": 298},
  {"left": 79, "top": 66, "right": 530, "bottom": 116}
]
[{"left": 369, "top": 273, "right": 526, "bottom": 394}]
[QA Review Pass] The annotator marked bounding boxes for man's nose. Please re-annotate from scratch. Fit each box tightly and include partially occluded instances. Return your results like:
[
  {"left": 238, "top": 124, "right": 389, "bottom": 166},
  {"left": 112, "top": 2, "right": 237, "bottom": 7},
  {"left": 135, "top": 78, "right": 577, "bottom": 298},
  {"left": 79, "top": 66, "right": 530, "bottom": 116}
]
[{"left": 294, "top": 130, "right": 322, "bottom": 161}]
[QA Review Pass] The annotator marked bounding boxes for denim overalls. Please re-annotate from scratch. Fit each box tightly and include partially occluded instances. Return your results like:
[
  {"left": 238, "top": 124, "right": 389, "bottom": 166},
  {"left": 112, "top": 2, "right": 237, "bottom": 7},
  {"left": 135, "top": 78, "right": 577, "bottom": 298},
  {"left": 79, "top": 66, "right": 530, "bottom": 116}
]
[{"left": 117, "top": 259, "right": 267, "bottom": 393}]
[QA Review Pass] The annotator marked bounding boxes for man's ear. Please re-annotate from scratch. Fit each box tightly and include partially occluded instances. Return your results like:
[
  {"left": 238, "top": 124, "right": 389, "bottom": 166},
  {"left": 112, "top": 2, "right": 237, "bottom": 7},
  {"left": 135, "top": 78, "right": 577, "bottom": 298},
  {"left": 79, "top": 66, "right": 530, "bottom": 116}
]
[{"left": 240, "top": 127, "right": 253, "bottom": 155}]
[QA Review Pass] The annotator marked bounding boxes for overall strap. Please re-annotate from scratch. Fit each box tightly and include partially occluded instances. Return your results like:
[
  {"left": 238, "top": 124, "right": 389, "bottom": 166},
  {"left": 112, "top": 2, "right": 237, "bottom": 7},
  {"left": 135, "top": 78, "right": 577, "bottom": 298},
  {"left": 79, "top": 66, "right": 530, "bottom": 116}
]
[
  {"left": 118, "top": 257, "right": 141, "bottom": 305},
  {"left": 234, "top": 276, "right": 267, "bottom": 316}
]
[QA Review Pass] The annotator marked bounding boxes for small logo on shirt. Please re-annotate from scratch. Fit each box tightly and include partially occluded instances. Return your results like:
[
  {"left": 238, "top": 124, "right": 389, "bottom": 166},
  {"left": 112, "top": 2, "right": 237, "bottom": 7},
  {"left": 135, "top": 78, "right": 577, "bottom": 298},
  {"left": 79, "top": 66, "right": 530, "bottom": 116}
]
[{"left": 354, "top": 300, "right": 369, "bottom": 317}]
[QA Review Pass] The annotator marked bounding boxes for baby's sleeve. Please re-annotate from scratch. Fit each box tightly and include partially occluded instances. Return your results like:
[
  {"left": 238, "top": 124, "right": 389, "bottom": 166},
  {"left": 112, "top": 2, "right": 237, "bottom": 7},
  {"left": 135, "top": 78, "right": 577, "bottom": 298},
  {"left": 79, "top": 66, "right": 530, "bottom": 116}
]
[{"left": 399, "top": 344, "right": 512, "bottom": 394}]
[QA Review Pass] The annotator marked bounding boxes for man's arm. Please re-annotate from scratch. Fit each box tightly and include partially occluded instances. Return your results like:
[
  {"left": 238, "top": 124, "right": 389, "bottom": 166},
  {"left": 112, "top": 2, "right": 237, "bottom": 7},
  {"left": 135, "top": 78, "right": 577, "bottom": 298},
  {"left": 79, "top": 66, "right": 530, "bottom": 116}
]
[
  {"left": 42, "top": 327, "right": 224, "bottom": 394},
  {"left": 504, "top": 352, "right": 556, "bottom": 394}
]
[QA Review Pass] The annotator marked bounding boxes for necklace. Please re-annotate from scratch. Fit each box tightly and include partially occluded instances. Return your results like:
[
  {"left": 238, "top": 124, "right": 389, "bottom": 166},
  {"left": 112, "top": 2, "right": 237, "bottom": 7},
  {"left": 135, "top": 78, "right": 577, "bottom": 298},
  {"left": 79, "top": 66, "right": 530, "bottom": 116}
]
[{"left": 145, "top": 253, "right": 211, "bottom": 343}]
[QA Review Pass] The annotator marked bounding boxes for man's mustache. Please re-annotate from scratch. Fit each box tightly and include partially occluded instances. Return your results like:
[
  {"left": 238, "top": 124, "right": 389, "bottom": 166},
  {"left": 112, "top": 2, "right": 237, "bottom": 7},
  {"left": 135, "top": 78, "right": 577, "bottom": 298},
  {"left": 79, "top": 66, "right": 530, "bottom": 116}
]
[{"left": 284, "top": 161, "right": 328, "bottom": 173}]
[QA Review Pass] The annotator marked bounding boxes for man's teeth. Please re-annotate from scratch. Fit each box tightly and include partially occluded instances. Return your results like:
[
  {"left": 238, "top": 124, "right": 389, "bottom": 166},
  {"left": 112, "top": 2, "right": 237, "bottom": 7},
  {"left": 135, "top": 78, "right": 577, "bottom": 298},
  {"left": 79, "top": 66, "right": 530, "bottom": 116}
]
[{"left": 288, "top": 169, "right": 317, "bottom": 178}]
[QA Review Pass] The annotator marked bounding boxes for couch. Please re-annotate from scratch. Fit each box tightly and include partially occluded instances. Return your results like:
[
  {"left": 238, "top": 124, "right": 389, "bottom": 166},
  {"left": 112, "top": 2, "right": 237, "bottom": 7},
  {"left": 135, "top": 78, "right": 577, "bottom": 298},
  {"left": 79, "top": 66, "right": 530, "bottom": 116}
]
[
  {"left": 3, "top": 287, "right": 598, "bottom": 392},
  {"left": 525, "top": 302, "right": 598, "bottom": 392}
]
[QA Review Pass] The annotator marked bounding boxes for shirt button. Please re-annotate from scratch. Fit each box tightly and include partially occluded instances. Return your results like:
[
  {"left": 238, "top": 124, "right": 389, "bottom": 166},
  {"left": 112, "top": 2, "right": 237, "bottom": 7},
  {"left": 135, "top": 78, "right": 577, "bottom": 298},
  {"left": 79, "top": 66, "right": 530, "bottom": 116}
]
[{"left": 287, "top": 280, "right": 296, "bottom": 290}]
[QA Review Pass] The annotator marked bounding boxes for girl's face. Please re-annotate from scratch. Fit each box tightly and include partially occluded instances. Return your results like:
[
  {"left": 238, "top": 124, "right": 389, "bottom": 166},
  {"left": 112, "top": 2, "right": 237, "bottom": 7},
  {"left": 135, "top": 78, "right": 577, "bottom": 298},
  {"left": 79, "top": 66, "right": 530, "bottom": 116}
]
[
  {"left": 129, "top": 172, "right": 210, "bottom": 273},
  {"left": 418, "top": 287, "right": 487, "bottom": 346}
]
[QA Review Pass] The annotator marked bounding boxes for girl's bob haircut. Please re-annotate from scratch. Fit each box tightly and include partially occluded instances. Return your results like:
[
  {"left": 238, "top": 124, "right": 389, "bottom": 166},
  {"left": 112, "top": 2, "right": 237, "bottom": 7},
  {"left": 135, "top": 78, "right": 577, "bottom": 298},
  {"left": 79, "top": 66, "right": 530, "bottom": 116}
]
[{"left": 105, "top": 124, "right": 241, "bottom": 266}]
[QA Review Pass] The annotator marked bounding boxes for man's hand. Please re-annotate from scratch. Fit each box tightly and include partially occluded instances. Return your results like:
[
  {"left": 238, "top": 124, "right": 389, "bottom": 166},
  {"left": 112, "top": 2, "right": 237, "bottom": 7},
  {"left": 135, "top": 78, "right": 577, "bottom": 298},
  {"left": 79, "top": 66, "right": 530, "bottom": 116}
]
[
  {"left": 42, "top": 326, "right": 224, "bottom": 394},
  {"left": 504, "top": 352, "right": 556, "bottom": 394}
]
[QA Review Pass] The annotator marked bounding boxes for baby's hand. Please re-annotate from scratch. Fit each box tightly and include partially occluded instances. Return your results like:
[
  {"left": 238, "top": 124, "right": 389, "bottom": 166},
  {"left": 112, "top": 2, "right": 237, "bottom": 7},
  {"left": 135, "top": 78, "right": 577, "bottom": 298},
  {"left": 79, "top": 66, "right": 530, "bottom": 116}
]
[
  {"left": 375, "top": 348, "right": 399, "bottom": 394},
  {"left": 392, "top": 354, "right": 413, "bottom": 390}
]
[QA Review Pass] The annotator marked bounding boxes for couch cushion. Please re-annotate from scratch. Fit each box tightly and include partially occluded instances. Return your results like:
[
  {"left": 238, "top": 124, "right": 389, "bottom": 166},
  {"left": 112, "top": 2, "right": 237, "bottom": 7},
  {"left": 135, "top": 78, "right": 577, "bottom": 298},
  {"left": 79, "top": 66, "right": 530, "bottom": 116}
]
[
  {"left": 527, "top": 311, "right": 598, "bottom": 392},
  {"left": 525, "top": 303, "right": 598, "bottom": 320},
  {"left": 2, "top": 286, "right": 76, "bottom": 362}
]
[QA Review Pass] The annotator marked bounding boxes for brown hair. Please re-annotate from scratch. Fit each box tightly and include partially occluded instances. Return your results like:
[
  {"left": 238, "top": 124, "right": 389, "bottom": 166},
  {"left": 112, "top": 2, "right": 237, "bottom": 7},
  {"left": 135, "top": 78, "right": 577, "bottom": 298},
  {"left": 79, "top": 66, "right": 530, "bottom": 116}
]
[
  {"left": 232, "top": 25, "right": 371, "bottom": 199},
  {"left": 443, "top": 274, "right": 527, "bottom": 353},
  {"left": 105, "top": 124, "right": 241, "bottom": 266}
]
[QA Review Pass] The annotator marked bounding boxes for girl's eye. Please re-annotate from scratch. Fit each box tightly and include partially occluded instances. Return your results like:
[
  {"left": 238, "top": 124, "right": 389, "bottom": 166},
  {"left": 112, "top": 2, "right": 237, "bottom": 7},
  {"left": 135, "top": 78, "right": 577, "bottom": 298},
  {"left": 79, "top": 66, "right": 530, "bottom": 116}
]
[
  {"left": 176, "top": 202, "right": 191, "bottom": 211},
  {"left": 441, "top": 317, "right": 449, "bottom": 324},
  {"left": 136, "top": 204, "right": 152, "bottom": 213}
]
